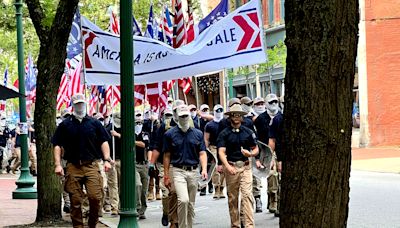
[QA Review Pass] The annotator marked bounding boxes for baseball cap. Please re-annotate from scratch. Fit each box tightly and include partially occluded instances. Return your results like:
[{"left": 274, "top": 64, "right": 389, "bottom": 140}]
[
  {"left": 188, "top": 104, "right": 197, "bottom": 111},
  {"left": 176, "top": 105, "right": 190, "bottom": 117},
  {"left": 266, "top": 94, "right": 279, "bottom": 103},
  {"left": 164, "top": 107, "right": 173, "bottom": 116},
  {"left": 71, "top": 93, "right": 86, "bottom": 104},
  {"left": 135, "top": 110, "right": 144, "bottom": 122},
  {"left": 213, "top": 104, "right": 223, "bottom": 113},
  {"left": 240, "top": 97, "right": 253, "bottom": 105},
  {"left": 228, "top": 98, "right": 241, "bottom": 107},
  {"left": 200, "top": 104, "right": 209, "bottom": 112},
  {"left": 254, "top": 97, "right": 265, "bottom": 105},
  {"left": 172, "top": 99, "right": 185, "bottom": 110}
]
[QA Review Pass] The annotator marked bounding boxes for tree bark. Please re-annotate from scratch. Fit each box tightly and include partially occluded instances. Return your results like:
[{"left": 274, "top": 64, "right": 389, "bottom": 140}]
[
  {"left": 280, "top": 0, "right": 359, "bottom": 227},
  {"left": 25, "top": 0, "right": 79, "bottom": 223}
]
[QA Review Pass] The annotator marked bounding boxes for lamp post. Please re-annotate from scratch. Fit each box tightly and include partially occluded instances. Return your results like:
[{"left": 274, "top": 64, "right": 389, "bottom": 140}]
[
  {"left": 12, "top": 0, "right": 37, "bottom": 199},
  {"left": 118, "top": 0, "right": 138, "bottom": 226}
]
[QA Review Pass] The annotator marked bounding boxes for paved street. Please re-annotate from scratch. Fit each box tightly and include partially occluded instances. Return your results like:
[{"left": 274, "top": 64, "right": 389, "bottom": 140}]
[{"left": 1, "top": 147, "right": 400, "bottom": 227}]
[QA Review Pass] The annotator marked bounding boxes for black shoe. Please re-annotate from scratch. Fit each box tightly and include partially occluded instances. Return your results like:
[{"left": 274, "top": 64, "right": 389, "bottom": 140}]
[
  {"left": 139, "top": 214, "right": 146, "bottom": 219},
  {"left": 63, "top": 205, "right": 70, "bottom": 213},
  {"left": 6, "top": 165, "right": 10, "bottom": 173},
  {"left": 200, "top": 187, "right": 206, "bottom": 196},
  {"left": 161, "top": 214, "right": 169, "bottom": 226},
  {"left": 208, "top": 183, "right": 213, "bottom": 193},
  {"left": 255, "top": 198, "right": 262, "bottom": 213},
  {"left": 274, "top": 211, "right": 280, "bottom": 217}
]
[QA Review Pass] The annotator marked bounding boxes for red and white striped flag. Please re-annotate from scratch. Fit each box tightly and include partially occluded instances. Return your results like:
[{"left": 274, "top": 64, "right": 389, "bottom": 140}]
[
  {"left": 134, "top": 85, "right": 145, "bottom": 106},
  {"left": 173, "top": 0, "right": 186, "bottom": 48},
  {"left": 106, "top": 85, "right": 121, "bottom": 108},
  {"left": 89, "top": 85, "right": 99, "bottom": 116},
  {"left": 178, "top": 77, "right": 192, "bottom": 94},
  {"left": 56, "top": 73, "right": 69, "bottom": 110},
  {"left": 146, "top": 83, "right": 161, "bottom": 111},
  {"left": 67, "top": 60, "right": 84, "bottom": 98},
  {"left": 98, "top": 86, "right": 108, "bottom": 116},
  {"left": 186, "top": 3, "right": 195, "bottom": 43},
  {"left": 108, "top": 6, "right": 120, "bottom": 35}
]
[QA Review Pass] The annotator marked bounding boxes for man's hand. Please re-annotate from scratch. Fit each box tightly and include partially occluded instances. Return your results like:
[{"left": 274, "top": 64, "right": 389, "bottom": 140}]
[
  {"left": 55, "top": 165, "right": 64, "bottom": 176},
  {"left": 255, "top": 160, "right": 264, "bottom": 169},
  {"left": 110, "top": 130, "right": 121, "bottom": 138},
  {"left": 164, "top": 175, "right": 171, "bottom": 189},
  {"left": 241, "top": 148, "right": 252, "bottom": 158},
  {"left": 226, "top": 164, "right": 236, "bottom": 175},
  {"left": 216, "top": 165, "right": 223, "bottom": 173},
  {"left": 201, "top": 170, "right": 208, "bottom": 181},
  {"left": 277, "top": 161, "right": 282, "bottom": 173},
  {"left": 104, "top": 161, "right": 112, "bottom": 172}
]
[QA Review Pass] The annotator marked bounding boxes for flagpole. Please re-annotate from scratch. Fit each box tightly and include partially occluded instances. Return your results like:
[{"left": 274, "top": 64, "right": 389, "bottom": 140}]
[
  {"left": 78, "top": 6, "right": 89, "bottom": 106},
  {"left": 195, "top": 76, "right": 200, "bottom": 108},
  {"left": 183, "top": 89, "right": 188, "bottom": 104},
  {"left": 111, "top": 86, "right": 115, "bottom": 161}
]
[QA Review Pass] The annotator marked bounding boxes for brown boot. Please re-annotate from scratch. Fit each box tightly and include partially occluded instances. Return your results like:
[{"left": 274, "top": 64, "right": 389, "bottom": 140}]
[
  {"left": 156, "top": 188, "right": 161, "bottom": 200},
  {"left": 219, "top": 186, "right": 226, "bottom": 198},
  {"left": 213, "top": 186, "right": 220, "bottom": 199},
  {"left": 147, "top": 191, "right": 154, "bottom": 201}
]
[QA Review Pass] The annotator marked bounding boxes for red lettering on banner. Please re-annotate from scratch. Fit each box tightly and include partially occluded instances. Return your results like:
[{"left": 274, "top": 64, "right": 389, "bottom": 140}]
[
  {"left": 233, "top": 15, "right": 254, "bottom": 51},
  {"left": 248, "top": 12, "right": 261, "bottom": 49}
]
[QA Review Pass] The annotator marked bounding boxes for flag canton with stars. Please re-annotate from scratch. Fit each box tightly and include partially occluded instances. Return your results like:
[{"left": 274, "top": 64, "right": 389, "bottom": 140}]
[
  {"left": 198, "top": 0, "right": 228, "bottom": 34},
  {"left": 67, "top": 9, "right": 82, "bottom": 60},
  {"left": 25, "top": 55, "right": 36, "bottom": 92}
]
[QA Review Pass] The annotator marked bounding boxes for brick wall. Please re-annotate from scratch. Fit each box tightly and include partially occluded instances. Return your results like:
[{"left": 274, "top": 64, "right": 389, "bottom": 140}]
[{"left": 365, "top": 0, "right": 400, "bottom": 145}]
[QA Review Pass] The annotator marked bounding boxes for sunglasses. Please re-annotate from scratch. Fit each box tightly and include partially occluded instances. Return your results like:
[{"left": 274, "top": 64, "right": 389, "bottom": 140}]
[
  {"left": 254, "top": 102, "right": 265, "bottom": 106},
  {"left": 231, "top": 113, "right": 242, "bottom": 118},
  {"left": 190, "top": 108, "right": 197, "bottom": 112},
  {"left": 165, "top": 114, "right": 173, "bottom": 117},
  {"left": 268, "top": 100, "right": 278, "bottom": 105},
  {"left": 201, "top": 108, "right": 209, "bottom": 112},
  {"left": 229, "top": 102, "right": 240, "bottom": 107},
  {"left": 245, "top": 102, "right": 253, "bottom": 106},
  {"left": 99, "top": 118, "right": 104, "bottom": 121},
  {"left": 135, "top": 122, "right": 143, "bottom": 125},
  {"left": 215, "top": 108, "right": 223, "bottom": 113},
  {"left": 180, "top": 115, "right": 189, "bottom": 118}
]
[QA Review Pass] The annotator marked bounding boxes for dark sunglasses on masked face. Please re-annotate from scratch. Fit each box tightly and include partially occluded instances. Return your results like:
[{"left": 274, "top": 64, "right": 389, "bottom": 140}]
[
  {"left": 215, "top": 108, "right": 223, "bottom": 113},
  {"left": 268, "top": 100, "right": 278, "bottom": 105}
]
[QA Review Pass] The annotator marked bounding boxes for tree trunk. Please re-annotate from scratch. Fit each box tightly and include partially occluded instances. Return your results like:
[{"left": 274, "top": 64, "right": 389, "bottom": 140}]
[
  {"left": 280, "top": 1, "right": 359, "bottom": 227},
  {"left": 25, "top": 0, "right": 79, "bottom": 223}
]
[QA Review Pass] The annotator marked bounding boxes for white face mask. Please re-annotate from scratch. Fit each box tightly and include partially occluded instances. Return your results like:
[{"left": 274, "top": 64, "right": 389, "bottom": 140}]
[
  {"left": 241, "top": 104, "right": 252, "bottom": 113},
  {"left": 201, "top": 111, "right": 209, "bottom": 116},
  {"left": 254, "top": 105, "right": 266, "bottom": 115},
  {"left": 267, "top": 102, "right": 279, "bottom": 116},
  {"left": 0, "top": 119, "right": 7, "bottom": 127},
  {"left": 190, "top": 111, "right": 197, "bottom": 118},
  {"left": 214, "top": 112, "right": 224, "bottom": 122},
  {"left": 135, "top": 123, "right": 143, "bottom": 135},
  {"left": 178, "top": 116, "right": 190, "bottom": 132},
  {"left": 73, "top": 103, "right": 86, "bottom": 120}
]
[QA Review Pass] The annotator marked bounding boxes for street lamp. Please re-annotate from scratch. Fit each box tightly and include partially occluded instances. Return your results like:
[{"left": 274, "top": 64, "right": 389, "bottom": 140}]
[
  {"left": 118, "top": 0, "right": 138, "bottom": 227},
  {"left": 12, "top": 0, "right": 37, "bottom": 199}
]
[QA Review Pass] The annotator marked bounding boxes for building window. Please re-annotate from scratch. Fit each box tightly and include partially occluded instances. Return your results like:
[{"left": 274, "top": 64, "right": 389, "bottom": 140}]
[
  {"left": 280, "top": 0, "right": 285, "bottom": 22},
  {"left": 268, "top": 0, "right": 274, "bottom": 25}
]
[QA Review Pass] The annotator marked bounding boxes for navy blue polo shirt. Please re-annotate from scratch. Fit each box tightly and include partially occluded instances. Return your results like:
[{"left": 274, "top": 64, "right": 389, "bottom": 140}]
[
  {"left": 136, "top": 130, "right": 149, "bottom": 163},
  {"left": 220, "top": 117, "right": 255, "bottom": 133},
  {"left": 192, "top": 116, "right": 200, "bottom": 129},
  {"left": 269, "top": 112, "right": 283, "bottom": 161},
  {"left": 254, "top": 112, "right": 272, "bottom": 144},
  {"left": 204, "top": 120, "right": 220, "bottom": 146},
  {"left": 217, "top": 125, "right": 257, "bottom": 162},
  {"left": 163, "top": 127, "right": 206, "bottom": 166},
  {"left": 52, "top": 115, "right": 111, "bottom": 164},
  {"left": 199, "top": 118, "right": 209, "bottom": 132},
  {"left": 149, "top": 119, "right": 176, "bottom": 163}
]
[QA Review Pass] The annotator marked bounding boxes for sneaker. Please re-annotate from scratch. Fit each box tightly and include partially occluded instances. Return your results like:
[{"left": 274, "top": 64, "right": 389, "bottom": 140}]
[
  {"left": 6, "top": 165, "right": 11, "bottom": 173},
  {"left": 208, "top": 183, "right": 213, "bottom": 193},
  {"left": 268, "top": 201, "right": 277, "bottom": 213},
  {"left": 255, "top": 198, "right": 262, "bottom": 213},
  {"left": 161, "top": 214, "right": 169, "bottom": 226},
  {"left": 111, "top": 209, "right": 119, "bottom": 216},
  {"left": 156, "top": 192, "right": 161, "bottom": 200},
  {"left": 200, "top": 187, "right": 206, "bottom": 196},
  {"left": 63, "top": 205, "right": 70, "bottom": 213},
  {"left": 139, "top": 214, "right": 146, "bottom": 219}
]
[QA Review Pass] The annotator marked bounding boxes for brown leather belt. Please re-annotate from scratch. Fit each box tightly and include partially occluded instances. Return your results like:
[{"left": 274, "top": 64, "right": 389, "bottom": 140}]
[
  {"left": 228, "top": 160, "right": 250, "bottom": 168},
  {"left": 173, "top": 165, "right": 198, "bottom": 171}
]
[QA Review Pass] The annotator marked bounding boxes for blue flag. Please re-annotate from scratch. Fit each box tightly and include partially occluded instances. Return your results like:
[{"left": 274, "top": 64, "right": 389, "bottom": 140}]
[
  {"left": 67, "top": 9, "right": 82, "bottom": 59},
  {"left": 145, "top": 4, "right": 154, "bottom": 38},
  {"left": 133, "top": 15, "right": 142, "bottom": 36}
]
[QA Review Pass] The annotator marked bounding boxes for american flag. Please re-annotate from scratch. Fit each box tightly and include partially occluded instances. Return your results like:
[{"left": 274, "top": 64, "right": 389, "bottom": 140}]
[
  {"left": 108, "top": 6, "right": 120, "bottom": 35},
  {"left": 133, "top": 15, "right": 142, "bottom": 36},
  {"left": 67, "top": 9, "right": 82, "bottom": 60},
  {"left": 158, "top": 5, "right": 173, "bottom": 45},
  {"left": 134, "top": 85, "right": 145, "bottom": 106},
  {"left": 106, "top": 85, "right": 121, "bottom": 108},
  {"left": 89, "top": 85, "right": 99, "bottom": 116},
  {"left": 173, "top": 0, "right": 186, "bottom": 48},
  {"left": 98, "top": 86, "right": 108, "bottom": 116},
  {"left": 145, "top": 4, "right": 155, "bottom": 38},
  {"left": 146, "top": 83, "right": 160, "bottom": 111},
  {"left": 67, "top": 59, "right": 84, "bottom": 98},
  {"left": 25, "top": 54, "right": 36, "bottom": 119},
  {"left": 56, "top": 73, "right": 69, "bottom": 110},
  {"left": 197, "top": 0, "right": 228, "bottom": 35},
  {"left": 186, "top": 2, "right": 195, "bottom": 43},
  {"left": 0, "top": 67, "right": 8, "bottom": 112}
]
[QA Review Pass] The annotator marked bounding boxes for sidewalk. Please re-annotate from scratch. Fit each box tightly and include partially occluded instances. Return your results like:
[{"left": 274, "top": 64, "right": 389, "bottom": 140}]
[{"left": 352, "top": 147, "right": 400, "bottom": 173}]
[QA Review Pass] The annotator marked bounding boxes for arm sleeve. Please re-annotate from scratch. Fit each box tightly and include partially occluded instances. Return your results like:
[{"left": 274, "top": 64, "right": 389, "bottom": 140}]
[
  {"left": 51, "top": 124, "right": 64, "bottom": 146},
  {"left": 216, "top": 130, "right": 226, "bottom": 149},
  {"left": 162, "top": 131, "right": 171, "bottom": 154},
  {"left": 97, "top": 122, "right": 111, "bottom": 143},
  {"left": 198, "top": 132, "right": 207, "bottom": 152}
]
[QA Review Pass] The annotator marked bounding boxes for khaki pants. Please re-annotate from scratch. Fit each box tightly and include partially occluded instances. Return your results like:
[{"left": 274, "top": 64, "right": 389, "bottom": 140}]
[
  {"left": 209, "top": 146, "right": 225, "bottom": 189},
  {"left": 172, "top": 167, "right": 199, "bottom": 228},
  {"left": 11, "top": 147, "right": 21, "bottom": 172},
  {"left": 136, "top": 164, "right": 149, "bottom": 215},
  {"left": 159, "top": 163, "right": 178, "bottom": 224},
  {"left": 106, "top": 163, "right": 119, "bottom": 211},
  {"left": 65, "top": 162, "right": 103, "bottom": 228},
  {"left": 28, "top": 143, "right": 37, "bottom": 172},
  {"left": 225, "top": 163, "right": 254, "bottom": 228}
]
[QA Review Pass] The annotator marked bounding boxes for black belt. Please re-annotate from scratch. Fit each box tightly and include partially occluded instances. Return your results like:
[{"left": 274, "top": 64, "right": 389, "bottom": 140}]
[
  {"left": 69, "top": 160, "right": 98, "bottom": 166},
  {"left": 173, "top": 165, "right": 198, "bottom": 171},
  {"left": 136, "top": 161, "right": 148, "bottom": 165}
]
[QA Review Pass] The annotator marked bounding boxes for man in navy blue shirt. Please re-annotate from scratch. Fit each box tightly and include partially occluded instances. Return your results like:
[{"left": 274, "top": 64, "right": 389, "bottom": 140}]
[
  {"left": 163, "top": 104, "right": 208, "bottom": 228},
  {"left": 52, "top": 93, "right": 112, "bottom": 228}
]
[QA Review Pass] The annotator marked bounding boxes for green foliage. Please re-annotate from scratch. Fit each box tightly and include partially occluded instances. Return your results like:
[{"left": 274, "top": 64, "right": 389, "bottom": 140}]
[{"left": 258, "top": 39, "right": 287, "bottom": 74}]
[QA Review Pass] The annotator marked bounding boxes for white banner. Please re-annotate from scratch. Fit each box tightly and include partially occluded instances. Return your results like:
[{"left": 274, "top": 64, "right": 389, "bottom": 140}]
[{"left": 82, "top": 0, "right": 267, "bottom": 85}]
